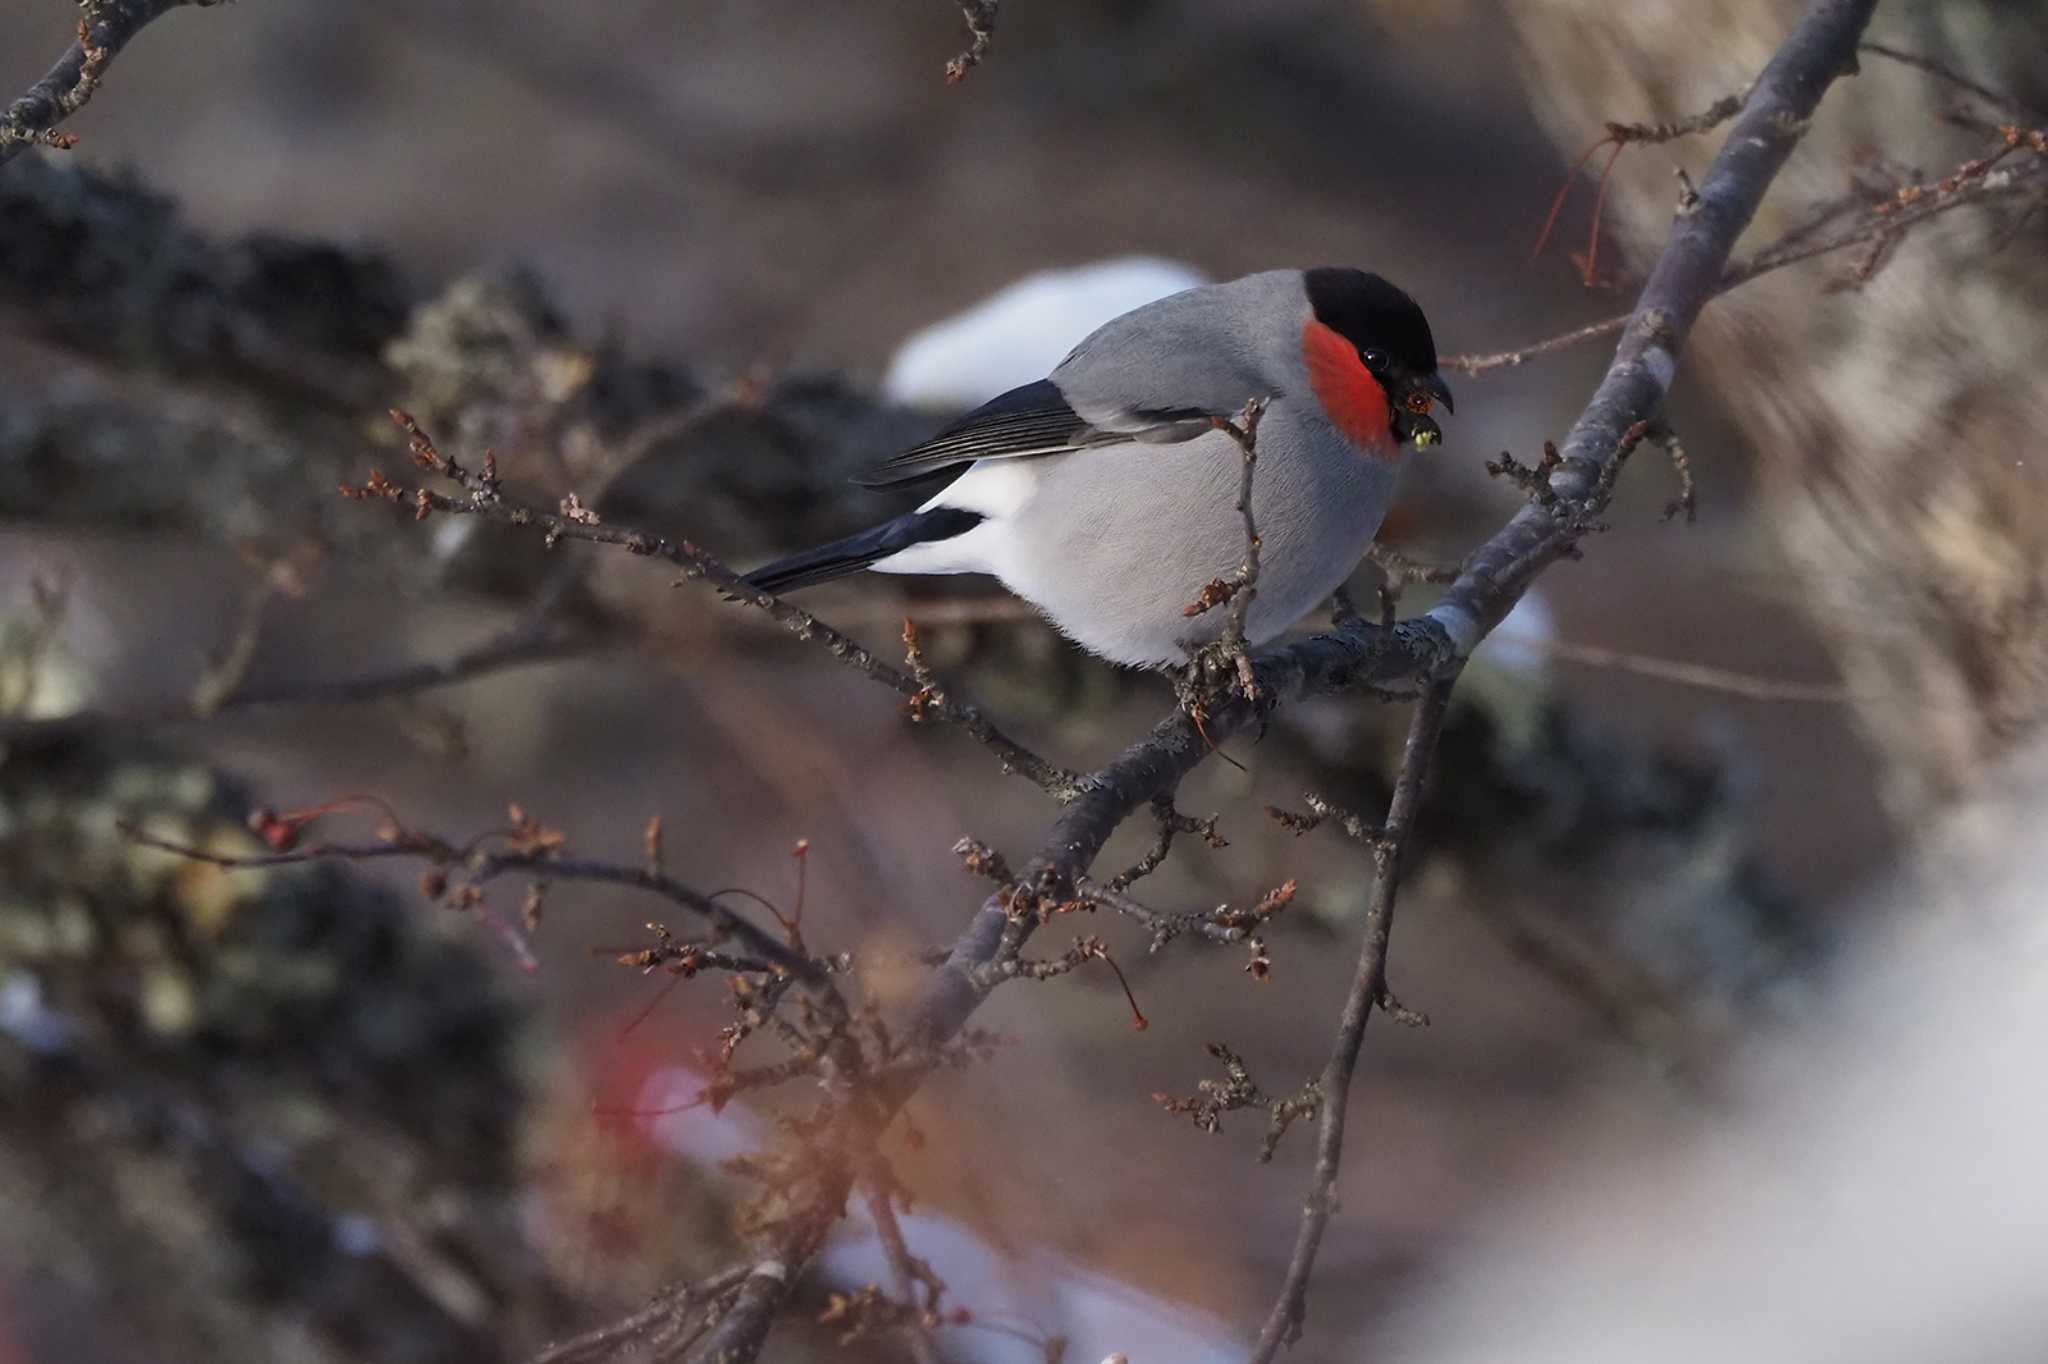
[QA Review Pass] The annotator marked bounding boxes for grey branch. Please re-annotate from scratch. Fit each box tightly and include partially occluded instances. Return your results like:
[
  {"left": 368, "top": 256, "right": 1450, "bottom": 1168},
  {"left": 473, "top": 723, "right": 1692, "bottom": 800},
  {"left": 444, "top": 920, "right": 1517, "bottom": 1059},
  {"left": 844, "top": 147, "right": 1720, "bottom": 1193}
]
[
  {"left": 0, "top": 610, "right": 587, "bottom": 745},
  {"left": 1435, "top": 0, "right": 1877, "bottom": 643},
  {"left": 944, "top": 1, "right": 999, "bottom": 84},
  {"left": 1248, "top": 678, "right": 1454, "bottom": 1358},
  {"left": 1253, "top": 0, "right": 1879, "bottom": 1351},
  {"left": 530, "top": 1264, "right": 753, "bottom": 1364},
  {"left": 0, "top": 0, "right": 219, "bottom": 168},
  {"left": 119, "top": 825, "right": 837, "bottom": 994}
]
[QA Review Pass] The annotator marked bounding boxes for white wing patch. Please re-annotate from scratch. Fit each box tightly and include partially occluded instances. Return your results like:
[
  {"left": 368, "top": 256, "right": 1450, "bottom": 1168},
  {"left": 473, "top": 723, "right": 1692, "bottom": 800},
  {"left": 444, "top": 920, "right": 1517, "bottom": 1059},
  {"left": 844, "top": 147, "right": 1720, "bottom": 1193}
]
[
  {"left": 868, "top": 460, "right": 1045, "bottom": 577},
  {"left": 918, "top": 460, "right": 1041, "bottom": 519}
]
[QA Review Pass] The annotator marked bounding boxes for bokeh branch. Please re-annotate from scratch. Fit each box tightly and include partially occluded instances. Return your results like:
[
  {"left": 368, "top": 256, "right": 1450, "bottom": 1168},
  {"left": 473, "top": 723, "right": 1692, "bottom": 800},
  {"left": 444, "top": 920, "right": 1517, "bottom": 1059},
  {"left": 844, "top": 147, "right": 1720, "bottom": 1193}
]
[
  {"left": 0, "top": 0, "right": 219, "bottom": 167},
  {"left": 122, "top": 810, "right": 841, "bottom": 993},
  {"left": 0, "top": 602, "right": 587, "bottom": 744}
]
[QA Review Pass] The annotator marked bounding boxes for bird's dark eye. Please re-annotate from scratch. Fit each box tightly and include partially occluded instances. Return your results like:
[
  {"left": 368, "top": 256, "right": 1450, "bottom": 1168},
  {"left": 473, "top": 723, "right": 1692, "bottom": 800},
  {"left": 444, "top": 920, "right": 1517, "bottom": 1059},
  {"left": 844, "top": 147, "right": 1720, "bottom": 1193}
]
[{"left": 1359, "top": 348, "right": 1389, "bottom": 374}]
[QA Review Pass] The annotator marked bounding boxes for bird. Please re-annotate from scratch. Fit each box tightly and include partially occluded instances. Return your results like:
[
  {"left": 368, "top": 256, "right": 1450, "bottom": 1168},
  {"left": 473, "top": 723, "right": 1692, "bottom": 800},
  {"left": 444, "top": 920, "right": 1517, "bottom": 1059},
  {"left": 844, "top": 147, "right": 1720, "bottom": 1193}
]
[{"left": 744, "top": 267, "right": 1453, "bottom": 668}]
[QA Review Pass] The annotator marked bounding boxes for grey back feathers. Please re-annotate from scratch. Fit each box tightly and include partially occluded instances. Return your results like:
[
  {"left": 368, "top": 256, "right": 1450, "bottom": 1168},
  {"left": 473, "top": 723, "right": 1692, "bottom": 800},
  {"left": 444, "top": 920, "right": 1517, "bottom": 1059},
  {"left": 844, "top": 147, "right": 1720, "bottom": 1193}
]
[
  {"left": 1054, "top": 270, "right": 1311, "bottom": 430},
  {"left": 854, "top": 271, "right": 1313, "bottom": 488}
]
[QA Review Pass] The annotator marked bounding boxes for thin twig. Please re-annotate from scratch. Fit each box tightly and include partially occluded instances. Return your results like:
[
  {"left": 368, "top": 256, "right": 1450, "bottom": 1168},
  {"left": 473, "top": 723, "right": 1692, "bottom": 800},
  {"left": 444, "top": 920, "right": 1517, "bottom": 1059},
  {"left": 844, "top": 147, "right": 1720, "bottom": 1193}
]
[
  {"left": 1533, "top": 87, "right": 1746, "bottom": 285},
  {"left": 861, "top": 1174, "right": 945, "bottom": 1364},
  {"left": 1442, "top": 312, "right": 1632, "bottom": 375},
  {"left": 1179, "top": 397, "right": 1270, "bottom": 705},
  {"left": 529, "top": 1265, "right": 753, "bottom": 1364},
  {"left": 1646, "top": 418, "right": 1697, "bottom": 522},
  {"left": 1074, "top": 874, "right": 1293, "bottom": 953},
  {"left": 1858, "top": 40, "right": 2033, "bottom": 119},
  {"left": 1218, "top": 397, "right": 1268, "bottom": 701},
  {"left": 1496, "top": 634, "right": 1851, "bottom": 703},
  {"left": 120, "top": 823, "right": 836, "bottom": 991},
  {"left": 683, "top": 1257, "right": 820, "bottom": 1364},
  {"left": 944, "top": 0, "right": 999, "bottom": 84},
  {"left": 0, "top": 610, "right": 587, "bottom": 744},
  {"left": 1446, "top": 127, "right": 2045, "bottom": 376},
  {"left": 1605, "top": 93, "right": 1748, "bottom": 147},
  {"left": 1250, "top": 678, "right": 1454, "bottom": 1357},
  {"left": 190, "top": 578, "right": 280, "bottom": 716},
  {"left": 352, "top": 410, "right": 1082, "bottom": 801},
  {"left": 1152, "top": 1042, "right": 1323, "bottom": 1163},
  {"left": 0, "top": 1, "right": 218, "bottom": 167}
]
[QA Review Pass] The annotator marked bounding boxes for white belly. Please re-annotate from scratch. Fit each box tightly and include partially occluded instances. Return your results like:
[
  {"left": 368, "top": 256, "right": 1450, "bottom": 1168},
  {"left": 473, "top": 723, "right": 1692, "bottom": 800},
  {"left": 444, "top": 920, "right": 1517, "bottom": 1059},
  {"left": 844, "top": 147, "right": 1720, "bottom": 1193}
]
[{"left": 873, "top": 417, "right": 1404, "bottom": 668}]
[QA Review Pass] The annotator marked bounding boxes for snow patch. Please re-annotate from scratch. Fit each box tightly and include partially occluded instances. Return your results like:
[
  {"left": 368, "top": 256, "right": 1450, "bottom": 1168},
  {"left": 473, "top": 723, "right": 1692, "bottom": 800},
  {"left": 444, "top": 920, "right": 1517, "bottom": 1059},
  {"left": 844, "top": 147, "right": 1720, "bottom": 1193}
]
[{"left": 884, "top": 258, "right": 1208, "bottom": 408}]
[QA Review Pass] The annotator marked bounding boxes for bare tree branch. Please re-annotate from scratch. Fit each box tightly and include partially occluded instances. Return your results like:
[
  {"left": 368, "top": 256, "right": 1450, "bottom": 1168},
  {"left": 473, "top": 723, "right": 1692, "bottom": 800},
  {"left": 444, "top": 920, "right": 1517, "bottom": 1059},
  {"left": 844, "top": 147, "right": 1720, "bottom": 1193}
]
[
  {"left": 944, "top": 1, "right": 999, "bottom": 84},
  {"left": 0, "top": 607, "right": 588, "bottom": 744},
  {"left": 861, "top": 1173, "right": 945, "bottom": 1364},
  {"left": 682, "top": 1257, "right": 820, "bottom": 1364},
  {"left": 1435, "top": 0, "right": 1878, "bottom": 642},
  {"left": 1512, "top": 635, "right": 1851, "bottom": 703},
  {"left": 120, "top": 822, "right": 837, "bottom": 991},
  {"left": 1249, "top": 677, "right": 1452, "bottom": 1357},
  {"left": 1250, "top": 1, "right": 1880, "bottom": 1343},
  {"left": 1858, "top": 39, "right": 2035, "bottom": 119},
  {"left": 0, "top": 0, "right": 219, "bottom": 168},
  {"left": 531, "top": 1265, "right": 752, "bottom": 1364}
]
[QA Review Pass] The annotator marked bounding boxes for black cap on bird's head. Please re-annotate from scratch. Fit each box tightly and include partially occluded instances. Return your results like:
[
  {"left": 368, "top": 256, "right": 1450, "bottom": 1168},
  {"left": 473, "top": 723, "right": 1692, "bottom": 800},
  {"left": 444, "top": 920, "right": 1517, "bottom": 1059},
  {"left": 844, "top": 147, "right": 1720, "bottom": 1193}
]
[{"left": 1304, "top": 266, "right": 1454, "bottom": 449}]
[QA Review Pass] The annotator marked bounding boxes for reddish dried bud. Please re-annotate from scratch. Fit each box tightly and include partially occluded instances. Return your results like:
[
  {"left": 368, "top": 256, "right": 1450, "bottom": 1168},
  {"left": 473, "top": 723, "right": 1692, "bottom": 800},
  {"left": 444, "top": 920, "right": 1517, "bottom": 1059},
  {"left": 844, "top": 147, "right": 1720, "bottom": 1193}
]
[
  {"left": 1251, "top": 879, "right": 1298, "bottom": 917},
  {"left": 418, "top": 869, "right": 448, "bottom": 900},
  {"left": 246, "top": 807, "right": 302, "bottom": 852}
]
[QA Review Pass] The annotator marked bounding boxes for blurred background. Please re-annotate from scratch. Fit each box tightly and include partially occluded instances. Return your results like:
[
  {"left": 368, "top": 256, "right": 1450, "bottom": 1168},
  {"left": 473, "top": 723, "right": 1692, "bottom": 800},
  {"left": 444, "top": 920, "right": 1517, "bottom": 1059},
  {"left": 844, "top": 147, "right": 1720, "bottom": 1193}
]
[{"left": 2, "top": 1, "right": 2044, "bottom": 1360}]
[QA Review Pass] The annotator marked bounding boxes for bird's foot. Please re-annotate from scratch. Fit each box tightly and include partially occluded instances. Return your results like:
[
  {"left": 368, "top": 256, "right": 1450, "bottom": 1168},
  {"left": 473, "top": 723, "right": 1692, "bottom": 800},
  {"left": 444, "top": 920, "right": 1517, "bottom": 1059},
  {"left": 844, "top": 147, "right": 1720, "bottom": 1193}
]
[{"left": 1178, "top": 634, "right": 1265, "bottom": 724}]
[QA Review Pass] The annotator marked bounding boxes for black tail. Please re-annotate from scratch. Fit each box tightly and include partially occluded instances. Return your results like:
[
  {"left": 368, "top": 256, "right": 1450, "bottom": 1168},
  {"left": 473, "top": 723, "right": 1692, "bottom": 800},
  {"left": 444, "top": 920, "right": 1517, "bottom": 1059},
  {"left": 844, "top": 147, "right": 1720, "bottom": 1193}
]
[{"left": 743, "top": 506, "right": 983, "bottom": 594}]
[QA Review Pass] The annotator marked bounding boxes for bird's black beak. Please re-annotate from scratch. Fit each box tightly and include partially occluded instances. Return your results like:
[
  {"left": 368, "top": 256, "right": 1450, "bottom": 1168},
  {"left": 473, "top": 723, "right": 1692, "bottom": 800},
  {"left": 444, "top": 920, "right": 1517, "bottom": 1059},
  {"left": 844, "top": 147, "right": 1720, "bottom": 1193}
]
[
  {"left": 1423, "top": 371, "right": 1455, "bottom": 415},
  {"left": 1390, "top": 369, "right": 1454, "bottom": 450}
]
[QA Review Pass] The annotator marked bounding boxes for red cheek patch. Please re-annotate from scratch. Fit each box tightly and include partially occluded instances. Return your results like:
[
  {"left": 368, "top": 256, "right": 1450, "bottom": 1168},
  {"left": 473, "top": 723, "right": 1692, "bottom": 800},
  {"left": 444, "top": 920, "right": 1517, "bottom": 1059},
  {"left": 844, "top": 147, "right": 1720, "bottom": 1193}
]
[{"left": 1302, "top": 320, "right": 1395, "bottom": 456}]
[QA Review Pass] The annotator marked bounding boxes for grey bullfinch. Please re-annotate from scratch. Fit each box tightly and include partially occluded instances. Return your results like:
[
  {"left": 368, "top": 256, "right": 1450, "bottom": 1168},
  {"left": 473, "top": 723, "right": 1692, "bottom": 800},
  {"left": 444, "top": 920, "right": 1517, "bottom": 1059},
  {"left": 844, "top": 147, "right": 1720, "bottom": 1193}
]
[{"left": 746, "top": 267, "right": 1453, "bottom": 667}]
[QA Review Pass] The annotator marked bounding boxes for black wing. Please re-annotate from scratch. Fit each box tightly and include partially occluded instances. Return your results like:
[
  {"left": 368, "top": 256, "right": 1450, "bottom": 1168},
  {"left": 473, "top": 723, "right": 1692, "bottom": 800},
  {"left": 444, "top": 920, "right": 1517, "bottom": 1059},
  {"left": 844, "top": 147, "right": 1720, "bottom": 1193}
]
[
  {"left": 855, "top": 379, "right": 1213, "bottom": 488},
  {"left": 744, "top": 506, "right": 985, "bottom": 593},
  {"left": 854, "top": 380, "right": 1092, "bottom": 488}
]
